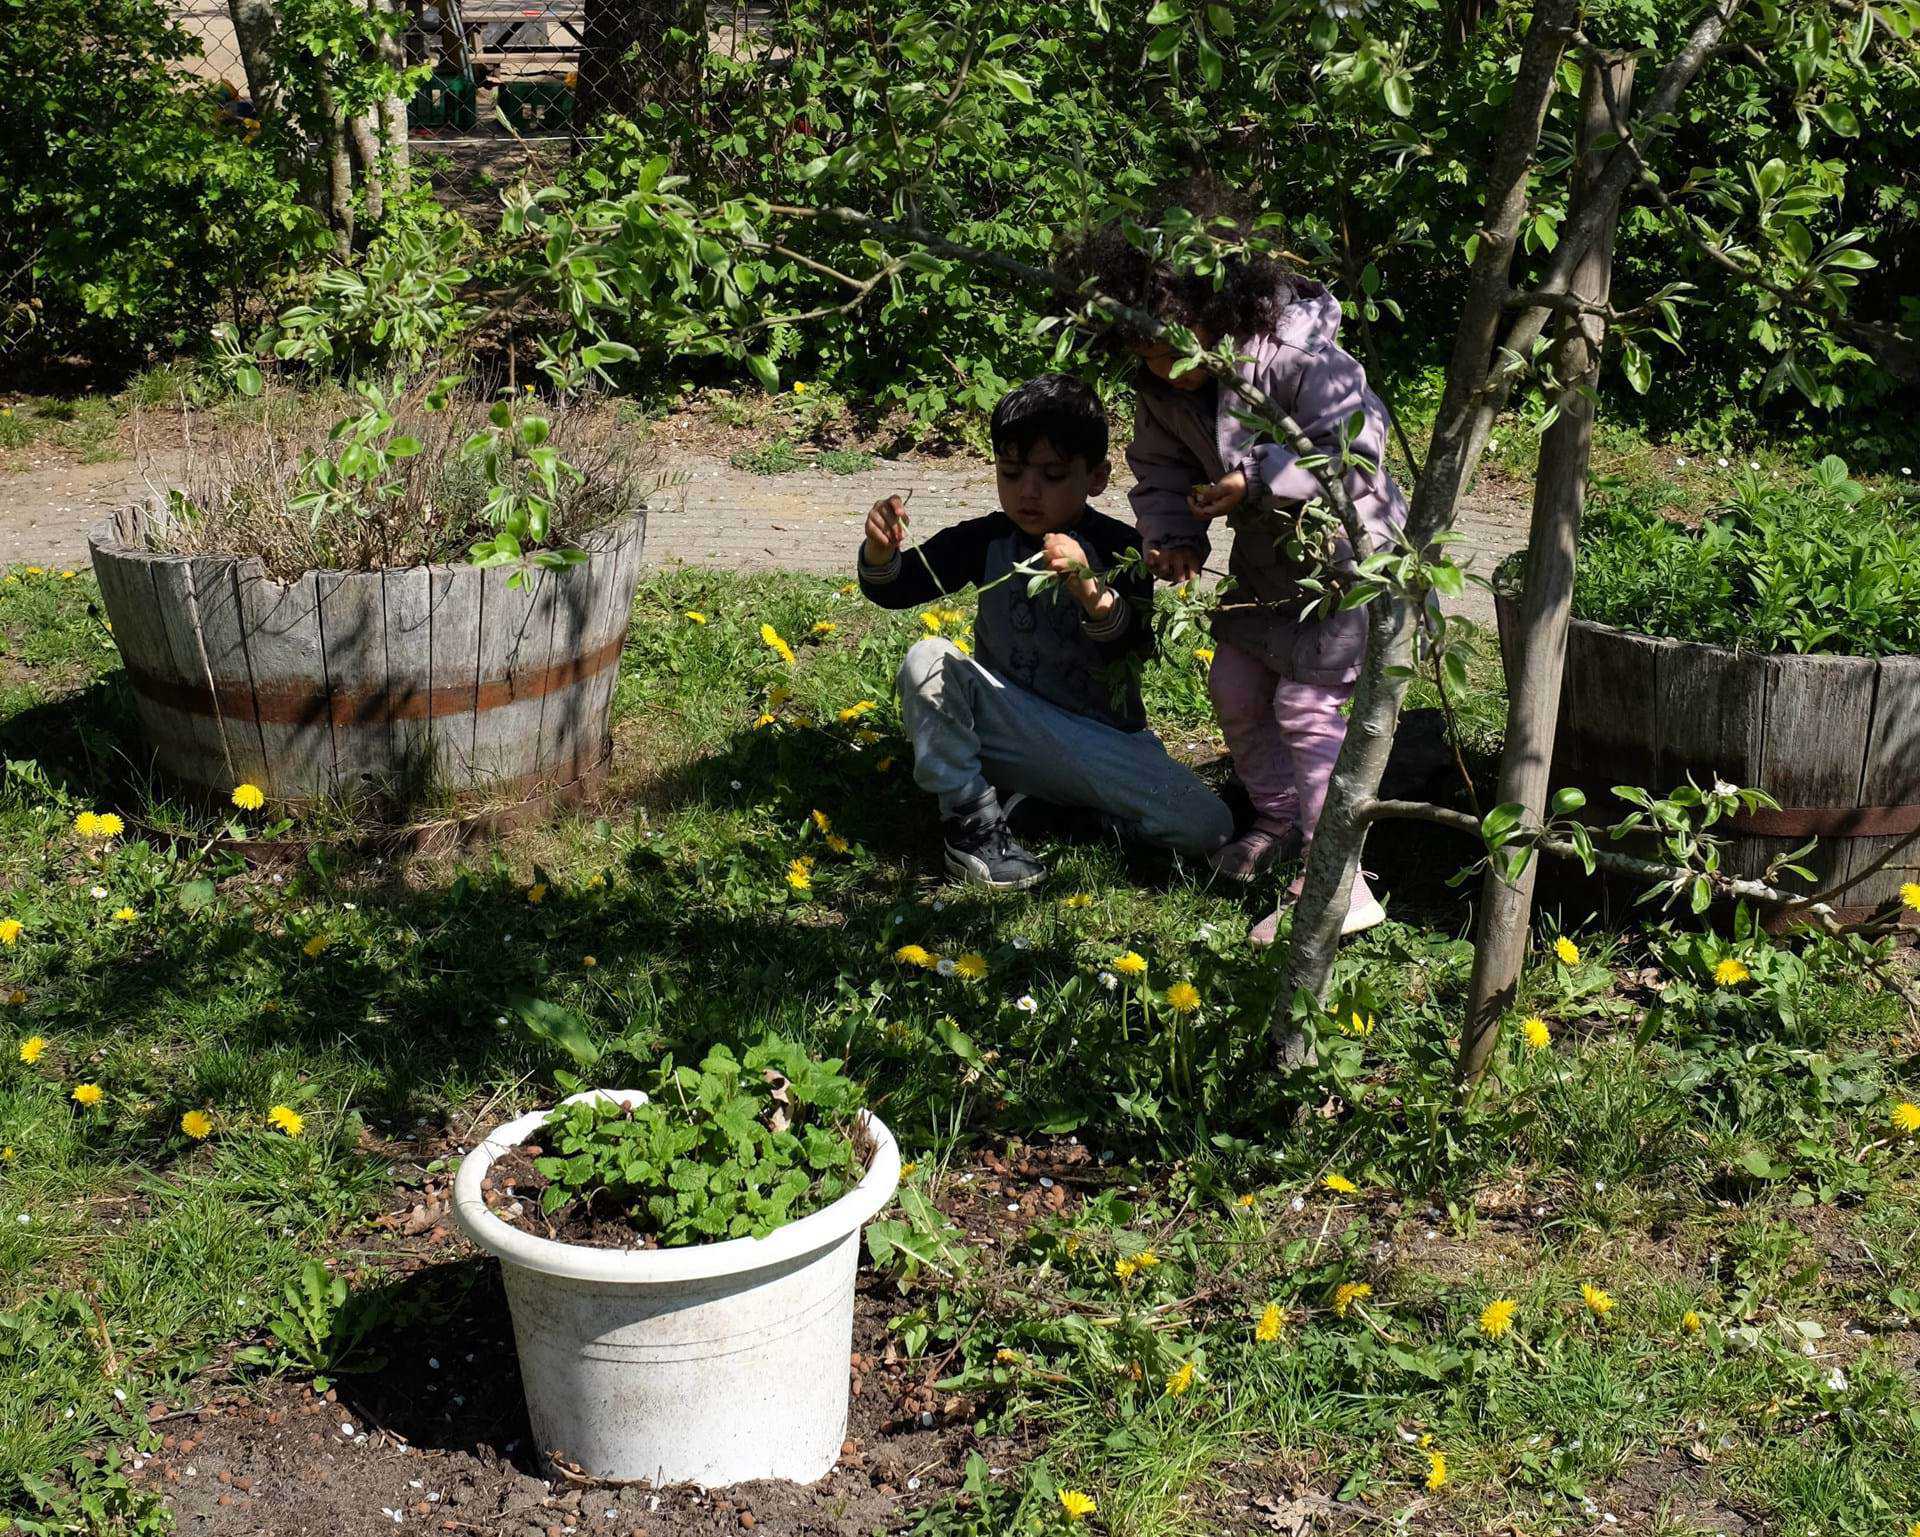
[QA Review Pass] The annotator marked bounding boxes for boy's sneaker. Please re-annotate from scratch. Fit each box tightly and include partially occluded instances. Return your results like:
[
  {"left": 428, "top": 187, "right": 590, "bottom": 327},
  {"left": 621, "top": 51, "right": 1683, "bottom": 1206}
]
[{"left": 943, "top": 796, "right": 1045, "bottom": 891}]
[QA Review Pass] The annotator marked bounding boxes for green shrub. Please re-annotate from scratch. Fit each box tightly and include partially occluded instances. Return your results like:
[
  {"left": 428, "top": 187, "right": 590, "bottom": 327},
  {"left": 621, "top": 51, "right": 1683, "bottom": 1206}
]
[
  {"left": 1500, "top": 457, "right": 1920, "bottom": 657},
  {"left": 0, "top": 0, "right": 329, "bottom": 361},
  {"left": 531, "top": 1040, "right": 868, "bottom": 1245}
]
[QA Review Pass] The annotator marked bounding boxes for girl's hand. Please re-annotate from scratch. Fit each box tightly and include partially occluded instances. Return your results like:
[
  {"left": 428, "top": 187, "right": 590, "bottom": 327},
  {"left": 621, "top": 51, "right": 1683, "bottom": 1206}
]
[
  {"left": 1188, "top": 471, "right": 1248, "bottom": 520},
  {"left": 863, "top": 494, "right": 909, "bottom": 564},
  {"left": 1146, "top": 544, "right": 1201, "bottom": 584}
]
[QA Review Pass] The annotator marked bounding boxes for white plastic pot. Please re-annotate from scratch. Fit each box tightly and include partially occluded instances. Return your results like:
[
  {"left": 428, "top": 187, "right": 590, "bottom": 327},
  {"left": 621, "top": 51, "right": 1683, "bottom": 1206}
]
[{"left": 452, "top": 1089, "right": 901, "bottom": 1488}]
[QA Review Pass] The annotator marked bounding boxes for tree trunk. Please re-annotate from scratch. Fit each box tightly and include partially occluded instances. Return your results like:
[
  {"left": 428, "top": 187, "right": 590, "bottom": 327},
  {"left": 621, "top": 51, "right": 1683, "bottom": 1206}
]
[
  {"left": 320, "top": 83, "right": 356, "bottom": 257},
  {"left": 1273, "top": 0, "right": 1585, "bottom": 1052},
  {"left": 1457, "top": 54, "right": 1635, "bottom": 1088},
  {"left": 576, "top": 0, "right": 709, "bottom": 126},
  {"left": 227, "top": 0, "right": 283, "bottom": 118},
  {"left": 348, "top": 111, "right": 387, "bottom": 223},
  {"left": 370, "top": 0, "right": 411, "bottom": 176}
]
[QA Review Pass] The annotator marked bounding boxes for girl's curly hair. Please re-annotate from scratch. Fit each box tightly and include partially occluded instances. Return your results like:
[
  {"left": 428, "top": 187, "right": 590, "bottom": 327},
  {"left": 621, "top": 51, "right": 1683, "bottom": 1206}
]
[{"left": 1057, "top": 175, "right": 1298, "bottom": 343}]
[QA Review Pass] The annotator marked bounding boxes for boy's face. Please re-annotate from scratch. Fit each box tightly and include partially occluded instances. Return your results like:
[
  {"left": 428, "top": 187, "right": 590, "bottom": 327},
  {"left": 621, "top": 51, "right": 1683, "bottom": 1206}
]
[{"left": 994, "top": 437, "right": 1110, "bottom": 536}]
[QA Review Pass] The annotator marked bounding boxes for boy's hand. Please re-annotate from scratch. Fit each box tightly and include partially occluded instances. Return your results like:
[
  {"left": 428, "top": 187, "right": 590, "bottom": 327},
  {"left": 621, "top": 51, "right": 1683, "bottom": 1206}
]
[
  {"left": 1042, "top": 532, "right": 1111, "bottom": 618},
  {"left": 863, "top": 494, "right": 909, "bottom": 565},
  {"left": 1146, "top": 544, "right": 1202, "bottom": 584},
  {"left": 1188, "top": 470, "right": 1247, "bottom": 520}
]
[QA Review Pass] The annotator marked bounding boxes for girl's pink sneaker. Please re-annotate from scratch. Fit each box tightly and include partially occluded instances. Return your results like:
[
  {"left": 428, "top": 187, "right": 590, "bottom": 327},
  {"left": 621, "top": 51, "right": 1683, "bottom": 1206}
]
[{"left": 1249, "top": 873, "right": 1385, "bottom": 947}]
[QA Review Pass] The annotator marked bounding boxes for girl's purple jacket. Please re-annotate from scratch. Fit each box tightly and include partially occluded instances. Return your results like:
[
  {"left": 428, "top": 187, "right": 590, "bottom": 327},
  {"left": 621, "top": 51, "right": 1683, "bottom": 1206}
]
[{"left": 1127, "top": 280, "right": 1409, "bottom": 686}]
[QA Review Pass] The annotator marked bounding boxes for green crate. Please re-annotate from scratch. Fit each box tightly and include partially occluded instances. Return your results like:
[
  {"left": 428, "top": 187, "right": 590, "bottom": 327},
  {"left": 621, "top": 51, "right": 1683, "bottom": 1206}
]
[
  {"left": 498, "top": 76, "right": 573, "bottom": 133},
  {"left": 411, "top": 71, "right": 477, "bottom": 132}
]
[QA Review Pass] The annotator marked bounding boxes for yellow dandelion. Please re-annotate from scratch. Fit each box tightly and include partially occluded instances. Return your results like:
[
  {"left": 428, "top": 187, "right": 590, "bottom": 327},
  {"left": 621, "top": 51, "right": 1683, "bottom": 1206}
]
[
  {"left": 6, "top": 990, "right": 25, "bottom": 1006},
  {"left": 583, "top": 955, "right": 597, "bottom": 967},
  {"left": 1478, "top": 1298, "right": 1517, "bottom": 1340},
  {"left": 995, "top": 1347, "right": 1022, "bottom": 1364},
  {"left": 1235, "top": 1192, "right": 1255, "bottom": 1208},
  {"left": 792, "top": 381, "right": 808, "bottom": 394},
  {"left": 19, "top": 1035, "right": 48, "bottom": 1064},
  {"left": 1114, "top": 1256, "right": 1137, "bottom": 1280},
  {"left": 1165, "top": 1360, "right": 1195, "bottom": 1397},
  {"left": 61, "top": 571, "right": 75, "bottom": 580},
  {"left": 1425, "top": 1450, "right": 1447, "bottom": 1491},
  {"left": 754, "top": 712, "right": 777, "bottom": 728},
  {"left": 72, "top": 811, "right": 101, "bottom": 839},
  {"left": 768, "top": 685, "right": 792, "bottom": 708},
  {"left": 584, "top": 873, "right": 606, "bottom": 889},
  {"left": 1135, "top": 1249, "right": 1160, "bottom": 1268},
  {"left": 111, "top": 907, "right": 136, "bottom": 924},
  {"left": 1058, "top": 1490, "right": 1096, "bottom": 1522},
  {"left": 786, "top": 860, "right": 812, "bottom": 893},
  {"left": 895, "top": 943, "right": 937, "bottom": 969},
  {"left": 1323, "top": 1173, "right": 1358, "bottom": 1195},
  {"left": 25, "top": 566, "right": 42, "bottom": 576},
  {"left": 302, "top": 933, "right": 332, "bottom": 958},
  {"left": 1522, "top": 1015, "right": 1551, "bottom": 1050},
  {"left": 1581, "top": 1283, "right": 1614, "bottom": 1318},
  {"left": 825, "top": 833, "right": 851, "bottom": 855},
  {"left": 72, "top": 1083, "right": 104, "bottom": 1106},
  {"left": 1, "top": 1147, "right": 12, "bottom": 1161},
  {"left": 954, "top": 952, "right": 988, "bottom": 981},
  {"left": 952, "top": 636, "right": 972, "bottom": 656},
  {"left": 1112, "top": 951, "right": 1148, "bottom": 977},
  {"left": 0, "top": 918, "right": 21, "bottom": 946},
  {"left": 267, "top": 1104, "right": 304, "bottom": 1137},
  {"left": 1892, "top": 1101, "right": 1920, "bottom": 1136},
  {"left": 920, "top": 611, "right": 943, "bottom": 633},
  {"left": 684, "top": 611, "right": 707, "bottom": 624},
  {"left": 854, "top": 727, "right": 882, "bottom": 745},
  {"left": 1165, "top": 981, "right": 1201, "bottom": 1014},
  {"left": 231, "top": 783, "right": 265, "bottom": 811},
  {"left": 1554, "top": 935, "right": 1581, "bottom": 966},
  {"left": 875, "top": 757, "right": 894, "bottom": 773},
  {"left": 1713, "top": 956, "right": 1751, "bottom": 986},
  {"left": 810, "top": 809, "right": 832, "bottom": 834},
  {"left": 1343, "top": 1010, "right": 1375, "bottom": 1036},
  {"left": 760, "top": 623, "right": 796, "bottom": 665},
  {"left": 900, "top": 1161, "right": 918, "bottom": 1177},
  {"left": 1255, "top": 1301, "right": 1285, "bottom": 1342},
  {"left": 838, "top": 700, "right": 877, "bottom": 722},
  {"left": 1682, "top": 1309, "right": 1703, "bottom": 1334},
  {"left": 1061, "top": 893, "right": 1093, "bottom": 909},
  {"left": 527, "top": 883, "right": 548, "bottom": 904},
  {"left": 1193, "top": 647, "right": 1215, "bottom": 665},
  {"left": 1333, "top": 1281, "right": 1372, "bottom": 1317},
  {"left": 1898, "top": 881, "right": 1919, "bottom": 912},
  {"left": 810, "top": 620, "right": 837, "bottom": 635},
  {"left": 181, "top": 1109, "right": 214, "bottom": 1140}
]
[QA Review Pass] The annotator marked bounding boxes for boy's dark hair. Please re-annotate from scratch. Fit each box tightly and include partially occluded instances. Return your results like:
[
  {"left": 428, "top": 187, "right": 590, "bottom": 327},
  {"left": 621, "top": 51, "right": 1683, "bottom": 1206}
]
[
  {"left": 990, "top": 373, "right": 1109, "bottom": 466},
  {"left": 1057, "top": 174, "right": 1297, "bottom": 344}
]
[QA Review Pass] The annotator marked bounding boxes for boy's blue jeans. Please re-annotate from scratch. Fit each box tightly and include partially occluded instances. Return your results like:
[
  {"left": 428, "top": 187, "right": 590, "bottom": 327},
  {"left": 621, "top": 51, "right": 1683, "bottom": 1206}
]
[{"left": 896, "top": 637, "right": 1233, "bottom": 854}]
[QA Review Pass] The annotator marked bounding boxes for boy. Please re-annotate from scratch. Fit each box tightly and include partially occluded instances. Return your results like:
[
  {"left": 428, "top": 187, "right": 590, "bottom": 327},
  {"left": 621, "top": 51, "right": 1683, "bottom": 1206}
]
[{"left": 858, "top": 373, "right": 1233, "bottom": 889}]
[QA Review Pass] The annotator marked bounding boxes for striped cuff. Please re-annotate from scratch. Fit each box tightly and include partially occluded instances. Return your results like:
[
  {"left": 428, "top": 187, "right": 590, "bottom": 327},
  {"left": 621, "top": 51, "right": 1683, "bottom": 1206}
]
[
  {"left": 1081, "top": 595, "right": 1132, "bottom": 642},
  {"left": 859, "top": 548, "right": 903, "bottom": 585}
]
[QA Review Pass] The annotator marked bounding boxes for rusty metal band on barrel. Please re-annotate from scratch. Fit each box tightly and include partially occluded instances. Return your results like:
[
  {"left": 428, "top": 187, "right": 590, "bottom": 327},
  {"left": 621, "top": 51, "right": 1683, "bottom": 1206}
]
[
  {"left": 120, "top": 635, "right": 626, "bottom": 726},
  {"left": 1729, "top": 804, "right": 1920, "bottom": 839}
]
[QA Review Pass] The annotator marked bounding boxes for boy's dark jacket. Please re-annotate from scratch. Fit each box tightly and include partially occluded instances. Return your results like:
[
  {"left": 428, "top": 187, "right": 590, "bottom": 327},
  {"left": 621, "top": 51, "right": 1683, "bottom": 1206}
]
[{"left": 857, "top": 506, "right": 1153, "bottom": 732}]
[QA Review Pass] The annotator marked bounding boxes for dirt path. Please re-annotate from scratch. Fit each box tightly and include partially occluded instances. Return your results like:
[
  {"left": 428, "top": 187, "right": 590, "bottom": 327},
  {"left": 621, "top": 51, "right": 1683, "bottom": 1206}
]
[{"left": 0, "top": 446, "right": 1527, "bottom": 623}]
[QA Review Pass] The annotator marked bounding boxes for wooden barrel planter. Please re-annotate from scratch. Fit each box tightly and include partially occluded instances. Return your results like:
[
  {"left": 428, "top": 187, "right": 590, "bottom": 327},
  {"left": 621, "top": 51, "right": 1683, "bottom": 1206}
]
[
  {"left": 1494, "top": 593, "right": 1920, "bottom": 929},
  {"left": 87, "top": 505, "right": 647, "bottom": 807}
]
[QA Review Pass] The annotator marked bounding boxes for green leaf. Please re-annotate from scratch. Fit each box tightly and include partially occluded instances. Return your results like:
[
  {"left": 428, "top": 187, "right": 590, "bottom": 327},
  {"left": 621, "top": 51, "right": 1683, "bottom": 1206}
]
[
  {"left": 1815, "top": 100, "right": 1860, "bottom": 136},
  {"left": 1382, "top": 71, "right": 1413, "bottom": 118},
  {"left": 177, "top": 878, "right": 217, "bottom": 912},
  {"left": 745, "top": 353, "right": 780, "bottom": 392}
]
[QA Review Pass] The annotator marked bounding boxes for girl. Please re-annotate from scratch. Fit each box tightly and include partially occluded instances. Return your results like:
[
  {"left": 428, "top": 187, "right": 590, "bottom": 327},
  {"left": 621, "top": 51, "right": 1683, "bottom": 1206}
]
[{"left": 1071, "top": 195, "right": 1406, "bottom": 941}]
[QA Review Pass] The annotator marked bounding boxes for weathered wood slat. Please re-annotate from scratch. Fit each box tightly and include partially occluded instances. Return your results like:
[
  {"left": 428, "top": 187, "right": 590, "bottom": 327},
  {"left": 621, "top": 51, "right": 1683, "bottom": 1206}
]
[
  {"left": 571, "top": 516, "right": 646, "bottom": 779},
  {"left": 1557, "top": 622, "right": 1668, "bottom": 809},
  {"left": 147, "top": 555, "right": 238, "bottom": 788},
  {"left": 1739, "top": 652, "right": 1878, "bottom": 894},
  {"left": 541, "top": 560, "right": 599, "bottom": 785},
  {"left": 429, "top": 564, "right": 484, "bottom": 785},
  {"left": 1847, "top": 656, "right": 1920, "bottom": 914},
  {"left": 470, "top": 567, "right": 554, "bottom": 789},
  {"left": 187, "top": 555, "right": 273, "bottom": 792},
  {"left": 382, "top": 566, "right": 438, "bottom": 787},
  {"left": 1653, "top": 638, "right": 1767, "bottom": 796},
  {"left": 89, "top": 536, "right": 184, "bottom": 782},
  {"left": 316, "top": 571, "right": 393, "bottom": 797},
  {"left": 235, "top": 569, "right": 335, "bottom": 796}
]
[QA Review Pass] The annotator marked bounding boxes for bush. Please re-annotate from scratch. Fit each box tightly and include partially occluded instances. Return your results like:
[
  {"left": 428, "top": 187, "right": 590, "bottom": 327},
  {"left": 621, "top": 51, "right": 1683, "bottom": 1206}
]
[
  {"left": 0, "top": 0, "right": 328, "bottom": 362},
  {"left": 1500, "top": 457, "right": 1920, "bottom": 656}
]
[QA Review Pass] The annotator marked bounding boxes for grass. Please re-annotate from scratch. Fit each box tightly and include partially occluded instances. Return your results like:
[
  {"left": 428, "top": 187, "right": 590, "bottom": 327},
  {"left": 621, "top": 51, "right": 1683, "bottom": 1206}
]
[{"left": 3, "top": 561, "right": 1919, "bottom": 1534}]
